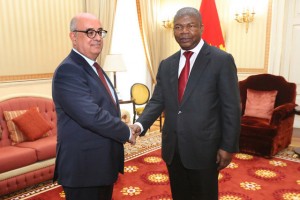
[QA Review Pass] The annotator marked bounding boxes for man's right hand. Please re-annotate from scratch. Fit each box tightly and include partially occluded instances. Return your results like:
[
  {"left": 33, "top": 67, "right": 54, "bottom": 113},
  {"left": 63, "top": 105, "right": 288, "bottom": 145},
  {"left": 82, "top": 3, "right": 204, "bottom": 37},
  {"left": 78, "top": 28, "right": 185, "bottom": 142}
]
[
  {"left": 128, "top": 124, "right": 141, "bottom": 145},
  {"left": 129, "top": 124, "right": 141, "bottom": 137}
]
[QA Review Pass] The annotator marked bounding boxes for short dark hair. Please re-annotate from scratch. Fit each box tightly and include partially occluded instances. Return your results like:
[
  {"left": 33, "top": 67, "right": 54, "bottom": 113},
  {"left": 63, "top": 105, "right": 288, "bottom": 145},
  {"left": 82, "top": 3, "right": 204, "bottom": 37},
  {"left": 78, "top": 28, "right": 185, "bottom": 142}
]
[{"left": 173, "top": 7, "right": 202, "bottom": 24}]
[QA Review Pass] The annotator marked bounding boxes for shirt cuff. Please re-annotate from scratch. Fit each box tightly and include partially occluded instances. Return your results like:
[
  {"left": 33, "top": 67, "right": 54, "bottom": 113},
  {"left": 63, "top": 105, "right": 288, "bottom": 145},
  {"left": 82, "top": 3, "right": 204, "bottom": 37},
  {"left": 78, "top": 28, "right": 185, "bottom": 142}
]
[{"left": 134, "top": 122, "right": 144, "bottom": 133}]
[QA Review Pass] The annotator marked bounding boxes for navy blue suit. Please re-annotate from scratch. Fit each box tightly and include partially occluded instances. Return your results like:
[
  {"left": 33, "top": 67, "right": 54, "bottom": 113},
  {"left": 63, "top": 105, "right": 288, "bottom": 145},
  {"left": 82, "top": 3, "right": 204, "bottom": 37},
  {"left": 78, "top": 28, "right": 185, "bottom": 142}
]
[{"left": 52, "top": 50, "right": 130, "bottom": 187}]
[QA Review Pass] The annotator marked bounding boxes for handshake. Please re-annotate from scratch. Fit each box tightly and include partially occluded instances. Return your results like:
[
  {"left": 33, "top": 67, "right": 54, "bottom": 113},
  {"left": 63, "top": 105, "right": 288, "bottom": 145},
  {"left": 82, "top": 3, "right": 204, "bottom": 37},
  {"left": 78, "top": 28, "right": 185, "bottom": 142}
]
[{"left": 128, "top": 124, "right": 142, "bottom": 145}]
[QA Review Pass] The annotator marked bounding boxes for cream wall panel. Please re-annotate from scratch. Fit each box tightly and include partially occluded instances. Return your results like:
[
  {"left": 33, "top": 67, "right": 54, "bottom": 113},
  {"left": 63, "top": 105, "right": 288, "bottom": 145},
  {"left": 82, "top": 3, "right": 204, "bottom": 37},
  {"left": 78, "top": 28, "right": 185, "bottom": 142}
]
[
  {"left": 0, "top": 0, "right": 84, "bottom": 77},
  {"left": 225, "top": 0, "right": 270, "bottom": 72}
]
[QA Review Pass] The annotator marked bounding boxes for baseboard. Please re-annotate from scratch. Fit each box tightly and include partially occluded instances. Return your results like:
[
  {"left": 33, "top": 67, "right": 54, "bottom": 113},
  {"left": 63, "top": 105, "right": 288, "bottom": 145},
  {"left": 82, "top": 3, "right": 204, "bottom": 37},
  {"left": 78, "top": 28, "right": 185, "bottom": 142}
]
[{"left": 291, "top": 137, "right": 300, "bottom": 147}]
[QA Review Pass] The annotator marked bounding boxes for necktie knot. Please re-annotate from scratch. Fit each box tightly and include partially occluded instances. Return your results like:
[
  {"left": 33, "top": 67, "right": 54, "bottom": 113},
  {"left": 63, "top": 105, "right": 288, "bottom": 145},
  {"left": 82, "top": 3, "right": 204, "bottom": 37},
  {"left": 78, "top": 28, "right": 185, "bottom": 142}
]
[{"left": 183, "top": 51, "right": 193, "bottom": 60}]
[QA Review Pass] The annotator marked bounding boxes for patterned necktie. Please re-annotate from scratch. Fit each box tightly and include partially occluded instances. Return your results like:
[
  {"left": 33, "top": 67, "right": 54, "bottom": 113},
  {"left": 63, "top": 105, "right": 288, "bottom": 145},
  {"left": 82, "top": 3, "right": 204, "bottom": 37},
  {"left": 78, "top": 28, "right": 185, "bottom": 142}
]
[
  {"left": 178, "top": 51, "right": 193, "bottom": 103},
  {"left": 93, "top": 62, "right": 116, "bottom": 106}
]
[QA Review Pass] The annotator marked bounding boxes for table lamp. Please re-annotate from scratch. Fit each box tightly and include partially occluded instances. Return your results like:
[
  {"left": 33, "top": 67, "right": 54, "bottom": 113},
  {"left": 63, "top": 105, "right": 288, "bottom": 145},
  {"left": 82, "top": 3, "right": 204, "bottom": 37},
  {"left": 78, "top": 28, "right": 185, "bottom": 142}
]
[{"left": 103, "top": 54, "right": 126, "bottom": 91}]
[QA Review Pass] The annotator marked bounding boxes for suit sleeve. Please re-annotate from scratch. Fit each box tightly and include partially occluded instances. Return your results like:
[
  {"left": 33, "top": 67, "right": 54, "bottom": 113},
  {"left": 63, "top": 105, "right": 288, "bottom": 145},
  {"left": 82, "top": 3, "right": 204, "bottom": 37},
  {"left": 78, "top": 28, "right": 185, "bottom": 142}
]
[
  {"left": 52, "top": 63, "right": 130, "bottom": 143},
  {"left": 136, "top": 61, "right": 165, "bottom": 135},
  {"left": 218, "top": 54, "right": 241, "bottom": 152}
]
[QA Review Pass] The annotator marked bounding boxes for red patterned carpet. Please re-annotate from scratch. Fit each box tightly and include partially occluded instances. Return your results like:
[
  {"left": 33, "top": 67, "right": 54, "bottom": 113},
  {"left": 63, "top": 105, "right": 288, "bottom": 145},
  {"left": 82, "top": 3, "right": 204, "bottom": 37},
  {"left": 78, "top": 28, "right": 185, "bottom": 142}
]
[
  {"left": 2, "top": 130, "right": 300, "bottom": 200},
  {"left": 114, "top": 149, "right": 300, "bottom": 200}
]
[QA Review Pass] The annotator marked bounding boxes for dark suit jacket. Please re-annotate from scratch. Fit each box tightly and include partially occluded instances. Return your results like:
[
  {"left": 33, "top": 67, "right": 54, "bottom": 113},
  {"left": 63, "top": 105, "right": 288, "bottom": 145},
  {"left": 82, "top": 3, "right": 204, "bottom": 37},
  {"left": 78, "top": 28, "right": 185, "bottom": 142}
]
[
  {"left": 137, "top": 42, "right": 241, "bottom": 170},
  {"left": 52, "top": 50, "right": 130, "bottom": 187}
]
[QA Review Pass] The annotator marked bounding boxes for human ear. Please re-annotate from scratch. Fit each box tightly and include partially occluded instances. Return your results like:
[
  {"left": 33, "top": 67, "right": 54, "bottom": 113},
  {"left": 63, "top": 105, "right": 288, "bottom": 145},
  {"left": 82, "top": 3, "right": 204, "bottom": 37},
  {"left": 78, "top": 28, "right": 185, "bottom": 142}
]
[{"left": 69, "top": 32, "right": 77, "bottom": 46}]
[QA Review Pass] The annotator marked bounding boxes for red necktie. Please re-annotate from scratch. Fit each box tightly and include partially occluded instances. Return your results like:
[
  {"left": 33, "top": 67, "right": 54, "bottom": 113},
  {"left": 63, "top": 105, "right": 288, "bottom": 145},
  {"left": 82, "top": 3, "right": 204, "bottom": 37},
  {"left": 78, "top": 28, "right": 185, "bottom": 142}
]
[
  {"left": 178, "top": 51, "right": 193, "bottom": 103},
  {"left": 93, "top": 62, "right": 117, "bottom": 106}
]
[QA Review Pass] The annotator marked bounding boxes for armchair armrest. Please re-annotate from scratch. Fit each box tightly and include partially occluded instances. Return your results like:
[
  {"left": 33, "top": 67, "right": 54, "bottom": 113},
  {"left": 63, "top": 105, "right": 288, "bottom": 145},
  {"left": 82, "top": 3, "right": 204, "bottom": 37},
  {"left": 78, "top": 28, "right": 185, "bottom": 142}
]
[{"left": 270, "top": 103, "right": 297, "bottom": 125}]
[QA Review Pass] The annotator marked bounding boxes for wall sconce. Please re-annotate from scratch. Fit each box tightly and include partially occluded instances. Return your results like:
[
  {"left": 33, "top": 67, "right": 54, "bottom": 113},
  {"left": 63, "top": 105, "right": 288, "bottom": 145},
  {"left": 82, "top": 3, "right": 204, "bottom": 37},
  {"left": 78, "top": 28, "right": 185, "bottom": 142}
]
[
  {"left": 162, "top": 20, "right": 173, "bottom": 29},
  {"left": 235, "top": 9, "right": 255, "bottom": 33}
]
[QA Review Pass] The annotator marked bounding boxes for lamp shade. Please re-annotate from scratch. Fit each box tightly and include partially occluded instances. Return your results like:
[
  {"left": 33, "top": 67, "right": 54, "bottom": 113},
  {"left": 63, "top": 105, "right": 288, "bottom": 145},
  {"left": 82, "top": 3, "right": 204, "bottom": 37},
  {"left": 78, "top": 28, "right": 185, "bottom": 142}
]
[{"left": 103, "top": 54, "right": 126, "bottom": 72}]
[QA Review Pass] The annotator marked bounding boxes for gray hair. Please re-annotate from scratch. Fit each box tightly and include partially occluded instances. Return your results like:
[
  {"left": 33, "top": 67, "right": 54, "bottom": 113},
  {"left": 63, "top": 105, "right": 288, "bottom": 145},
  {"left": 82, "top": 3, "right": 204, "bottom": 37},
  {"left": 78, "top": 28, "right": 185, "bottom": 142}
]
[
  {"left": 70, "top": 13, "right": 97, "bottom": 32},
  {"left": 70, "top": 16, "right": 77, "bottom": 32},
  {"left": 173, "top": 7, "right": 202, "bottom": 23}
]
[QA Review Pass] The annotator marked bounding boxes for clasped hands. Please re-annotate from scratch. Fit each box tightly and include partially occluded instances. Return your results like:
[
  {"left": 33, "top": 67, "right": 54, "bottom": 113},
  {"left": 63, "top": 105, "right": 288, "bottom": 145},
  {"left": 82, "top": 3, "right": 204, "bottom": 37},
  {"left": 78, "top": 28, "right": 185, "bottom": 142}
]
[{"left": 128, "top": 124, "right": 141, "bottom": 145}]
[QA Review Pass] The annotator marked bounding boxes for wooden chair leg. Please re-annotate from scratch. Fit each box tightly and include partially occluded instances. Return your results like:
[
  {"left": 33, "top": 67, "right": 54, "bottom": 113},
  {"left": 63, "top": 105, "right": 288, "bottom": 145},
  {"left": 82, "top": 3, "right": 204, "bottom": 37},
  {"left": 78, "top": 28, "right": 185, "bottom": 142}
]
[{"left": 133, "top": 113, "right": 136, "bottom": 123}]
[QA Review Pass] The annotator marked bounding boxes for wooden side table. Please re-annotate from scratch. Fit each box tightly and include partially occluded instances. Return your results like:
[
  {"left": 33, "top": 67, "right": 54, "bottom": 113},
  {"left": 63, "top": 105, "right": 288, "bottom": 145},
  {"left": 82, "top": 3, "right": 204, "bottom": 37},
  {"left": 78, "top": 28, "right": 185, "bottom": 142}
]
[{"left": 119, "top": 99, "right": 134, "bottom": 121}]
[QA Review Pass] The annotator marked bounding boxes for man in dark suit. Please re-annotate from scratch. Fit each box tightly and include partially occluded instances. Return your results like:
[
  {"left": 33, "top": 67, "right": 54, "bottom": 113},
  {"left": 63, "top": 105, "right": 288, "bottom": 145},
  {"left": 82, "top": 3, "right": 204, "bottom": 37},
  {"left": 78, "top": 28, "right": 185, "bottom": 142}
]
[
  {"left": 131, "top": 7, "right": 241, "bottom": 200},
  {"left": 52, "top": 13, "right": 135, "bottom": 200}
]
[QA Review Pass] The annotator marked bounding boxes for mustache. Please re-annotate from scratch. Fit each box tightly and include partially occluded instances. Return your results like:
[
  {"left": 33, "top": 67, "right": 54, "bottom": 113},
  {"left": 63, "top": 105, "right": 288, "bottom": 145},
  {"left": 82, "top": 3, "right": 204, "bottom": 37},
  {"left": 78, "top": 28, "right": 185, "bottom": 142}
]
[{"left": 91, "top": 42, "right": 102, "bottom": 45}]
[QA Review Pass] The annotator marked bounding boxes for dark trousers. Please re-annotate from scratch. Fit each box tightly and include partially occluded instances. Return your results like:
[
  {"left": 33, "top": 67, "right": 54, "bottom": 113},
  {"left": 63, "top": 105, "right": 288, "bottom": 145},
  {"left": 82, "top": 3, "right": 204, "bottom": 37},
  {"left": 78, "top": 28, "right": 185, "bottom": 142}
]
[
  {"left": 166, "top": 151, "right": 219, "bottom": 200},
  {"left": 63, "top": 185, "right": 113, "bottom": 200}
]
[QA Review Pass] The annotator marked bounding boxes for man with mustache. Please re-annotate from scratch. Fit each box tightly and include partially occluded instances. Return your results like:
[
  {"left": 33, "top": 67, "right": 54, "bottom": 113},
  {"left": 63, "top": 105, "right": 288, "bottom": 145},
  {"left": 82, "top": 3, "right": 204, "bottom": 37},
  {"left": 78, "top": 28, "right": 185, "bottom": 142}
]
[{"left": 52, "top": 13, "right": 136, "bottom": 200}]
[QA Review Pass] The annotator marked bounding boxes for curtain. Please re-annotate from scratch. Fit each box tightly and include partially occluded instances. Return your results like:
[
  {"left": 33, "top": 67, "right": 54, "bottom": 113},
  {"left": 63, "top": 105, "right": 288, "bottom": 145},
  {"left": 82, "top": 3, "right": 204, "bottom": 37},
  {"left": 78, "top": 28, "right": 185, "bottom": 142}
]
[{"left": 136, "top": 0, "right": 161, "bottom": 87}]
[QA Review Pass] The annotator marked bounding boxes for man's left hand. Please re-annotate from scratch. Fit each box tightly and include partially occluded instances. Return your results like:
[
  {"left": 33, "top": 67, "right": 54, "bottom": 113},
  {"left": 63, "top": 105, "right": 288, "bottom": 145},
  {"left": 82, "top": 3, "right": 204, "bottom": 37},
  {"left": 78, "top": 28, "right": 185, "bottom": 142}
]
[{"left": 216, "top": 149, "right": 233, "bottom": 171}]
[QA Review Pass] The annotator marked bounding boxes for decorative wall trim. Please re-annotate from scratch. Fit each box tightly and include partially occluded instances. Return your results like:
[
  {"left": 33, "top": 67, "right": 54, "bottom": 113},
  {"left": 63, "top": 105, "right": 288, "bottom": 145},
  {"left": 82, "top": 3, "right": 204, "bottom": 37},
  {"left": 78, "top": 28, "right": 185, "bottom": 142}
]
[{"left": 0, "top": 73, "right": 53, "bottom": 82}]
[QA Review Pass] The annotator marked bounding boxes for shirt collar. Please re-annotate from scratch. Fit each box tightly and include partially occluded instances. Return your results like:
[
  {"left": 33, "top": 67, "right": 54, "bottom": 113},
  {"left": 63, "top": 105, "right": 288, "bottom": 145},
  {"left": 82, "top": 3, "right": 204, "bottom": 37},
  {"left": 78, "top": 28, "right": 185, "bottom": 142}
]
[{"left": 72, "top": 48, "right": 96, "bottom": 67}]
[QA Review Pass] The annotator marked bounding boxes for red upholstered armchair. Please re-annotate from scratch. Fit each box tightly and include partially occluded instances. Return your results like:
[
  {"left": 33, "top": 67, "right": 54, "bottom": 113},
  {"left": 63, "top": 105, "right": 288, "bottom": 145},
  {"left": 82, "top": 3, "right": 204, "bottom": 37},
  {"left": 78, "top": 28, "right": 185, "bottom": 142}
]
[{"left": 239, "top": 74, "right": 297, "bottom": 157}]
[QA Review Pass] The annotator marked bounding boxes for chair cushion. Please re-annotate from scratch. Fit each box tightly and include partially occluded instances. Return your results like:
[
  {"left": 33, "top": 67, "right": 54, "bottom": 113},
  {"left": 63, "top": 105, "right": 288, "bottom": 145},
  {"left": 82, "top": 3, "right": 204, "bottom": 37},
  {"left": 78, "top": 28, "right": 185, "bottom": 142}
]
[
  {"left": 136, "top": 107, "right": 145, "bottom": 115},
  {"left": 0, "top": 146, "right": 37, "bottom": 173},
  {"left": 16, "top": 135, "right": 56, "bottom": 161},
  {"left": 244, "top": 89, "right": 278, "bottom": 120},
  {"left": 241, "top": 116, "right": 272, "bottom": 128},
  {"left": 241, "top": 116, "right": 277, "bottom": 138},
  {"left": 12, "top": 107, "right": 52, "bottom": 141}
]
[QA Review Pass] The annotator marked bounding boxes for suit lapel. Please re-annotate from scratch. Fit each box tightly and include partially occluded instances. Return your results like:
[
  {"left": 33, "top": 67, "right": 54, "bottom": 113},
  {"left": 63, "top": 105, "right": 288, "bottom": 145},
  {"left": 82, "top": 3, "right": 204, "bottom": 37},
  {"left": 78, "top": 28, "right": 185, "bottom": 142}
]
[
  {"left": 169, "top": 51, "right": 181, "bottom": 99},
  {"left": 180, "top": 43, "right": 210, "bottom": 106},
  {"left": 70, "top": 50, "right": 99, "bottom": 82},
  {"left": 70, "top": 51, "right": 119, "bottom": 113}
]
